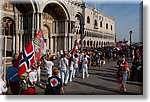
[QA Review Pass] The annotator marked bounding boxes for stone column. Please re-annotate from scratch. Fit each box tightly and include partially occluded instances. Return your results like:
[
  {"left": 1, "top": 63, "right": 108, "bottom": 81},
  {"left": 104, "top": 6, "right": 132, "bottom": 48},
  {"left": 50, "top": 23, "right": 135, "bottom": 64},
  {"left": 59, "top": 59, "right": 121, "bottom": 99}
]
[
  {"left": 19, "top": 32, "right": 23, "bottom": 52},
  {"left": 55, "top": 36, "right": 57, "bottom": 53},
  {"left": 32, "top": 13, "right": 35, "bottom": 38},
  {"left": 64, "top": 21, "right": 68, "bottom": 51},
  {"left": 36, "top": 12, "right": 40, "bottom": 31},
  {"left": 51, "top": 36, "right": 54, "bottom": 53},
  {"left": 56, "top": 21, "right": 58, "bottom": 34},
  {"left": 71, "top": 36, "right": 73, "bottom": 49},
  {"left": 16, "top": 30, "right": 19, "bottom": 53},
  {"left": 64, "top": 36, "right": 67, "bottom": 51}
]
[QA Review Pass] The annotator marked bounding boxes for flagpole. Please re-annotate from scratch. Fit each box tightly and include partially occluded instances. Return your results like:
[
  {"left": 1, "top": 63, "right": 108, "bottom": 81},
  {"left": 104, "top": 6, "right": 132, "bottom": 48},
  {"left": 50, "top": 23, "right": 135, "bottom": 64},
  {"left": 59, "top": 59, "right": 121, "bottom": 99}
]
[{"left": 33, "top": 29, "right": 36, "bottom": 66}]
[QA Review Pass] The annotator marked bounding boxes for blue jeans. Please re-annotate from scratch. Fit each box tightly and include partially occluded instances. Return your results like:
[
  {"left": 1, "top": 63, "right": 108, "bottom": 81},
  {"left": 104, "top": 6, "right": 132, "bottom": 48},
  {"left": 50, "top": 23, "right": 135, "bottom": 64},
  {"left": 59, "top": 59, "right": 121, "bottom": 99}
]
[
  {"left": 79, "top": 62, "right": 83, "bottom": 72},
  {"left": 95, "top": 57, "right": 99, "bottom": 66}
]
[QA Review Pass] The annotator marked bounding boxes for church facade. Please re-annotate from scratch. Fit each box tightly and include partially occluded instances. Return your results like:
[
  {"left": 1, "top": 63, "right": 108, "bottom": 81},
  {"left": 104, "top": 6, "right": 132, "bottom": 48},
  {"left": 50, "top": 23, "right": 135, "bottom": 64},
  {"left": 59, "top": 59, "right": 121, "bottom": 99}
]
[{"left": 0, "top": 0, "right": 115, "bottom": 58}]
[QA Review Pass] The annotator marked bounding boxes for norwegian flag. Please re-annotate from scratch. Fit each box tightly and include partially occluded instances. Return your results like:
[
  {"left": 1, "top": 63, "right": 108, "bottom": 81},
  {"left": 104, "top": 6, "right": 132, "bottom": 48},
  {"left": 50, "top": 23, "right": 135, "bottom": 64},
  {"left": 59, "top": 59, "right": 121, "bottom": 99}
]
[{"left": 13, "top": 41, "right": 35, "bottom": 76}]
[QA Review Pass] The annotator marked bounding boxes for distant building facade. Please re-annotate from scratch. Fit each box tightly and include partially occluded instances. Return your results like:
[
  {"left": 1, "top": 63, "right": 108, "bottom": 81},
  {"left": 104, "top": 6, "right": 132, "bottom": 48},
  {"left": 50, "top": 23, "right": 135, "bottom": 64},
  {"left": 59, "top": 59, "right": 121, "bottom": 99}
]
[{"left": 0, "top": 0, "right": 115, "bottom": 58}]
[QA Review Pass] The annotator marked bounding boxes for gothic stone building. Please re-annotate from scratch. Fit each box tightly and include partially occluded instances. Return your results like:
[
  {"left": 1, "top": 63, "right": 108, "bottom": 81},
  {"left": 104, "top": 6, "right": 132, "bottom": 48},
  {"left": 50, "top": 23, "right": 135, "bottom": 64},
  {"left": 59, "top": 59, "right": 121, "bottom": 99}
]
[{"left": 0, "top": 0, "right": 115, "bottom": 58}]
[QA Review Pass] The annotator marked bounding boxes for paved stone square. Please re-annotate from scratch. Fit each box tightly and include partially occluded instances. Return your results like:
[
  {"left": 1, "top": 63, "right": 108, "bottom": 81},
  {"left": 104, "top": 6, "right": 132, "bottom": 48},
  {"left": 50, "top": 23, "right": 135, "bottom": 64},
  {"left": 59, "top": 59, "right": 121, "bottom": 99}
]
[{"left": 35, "top": 60, "right": 143, "bottom": 95}]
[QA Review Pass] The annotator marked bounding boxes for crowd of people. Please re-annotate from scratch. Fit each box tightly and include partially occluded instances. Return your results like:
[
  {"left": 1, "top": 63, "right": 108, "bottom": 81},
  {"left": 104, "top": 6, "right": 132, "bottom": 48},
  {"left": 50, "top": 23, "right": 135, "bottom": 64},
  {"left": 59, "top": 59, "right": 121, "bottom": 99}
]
[{"left": 0, "top": 43, "right": 143, "bottom": 95}]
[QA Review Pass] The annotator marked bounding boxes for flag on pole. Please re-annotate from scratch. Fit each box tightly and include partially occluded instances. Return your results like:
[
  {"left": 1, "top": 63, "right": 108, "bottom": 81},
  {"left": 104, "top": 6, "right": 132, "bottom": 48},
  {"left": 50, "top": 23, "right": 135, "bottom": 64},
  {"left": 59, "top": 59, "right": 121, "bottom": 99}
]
[
  {"left": 71, "top": 32, "right": 79, "bottom": 54},
  {"left": 75, "top": 33, "right": 79, "bottom": 50},
  {"left": 13, "top": 41, "right": 35, "bottom": 76},
  {"left": 33, "top": 28, "right": 47, "bottom": 65},
  {"left": 116, "top": 43, "right": 122, "bottom": 51}
]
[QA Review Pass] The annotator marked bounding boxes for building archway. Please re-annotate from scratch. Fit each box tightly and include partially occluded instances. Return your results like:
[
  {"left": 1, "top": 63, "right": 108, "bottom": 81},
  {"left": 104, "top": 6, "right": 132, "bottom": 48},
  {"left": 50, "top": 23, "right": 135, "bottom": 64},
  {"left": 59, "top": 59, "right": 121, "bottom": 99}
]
[
  {"left": 99, "top": 41, "right": 101, "bottom": 48},
  {"left": 87, "top": 40, "right": 89, "bottom": 47},
  {"left": 1, "top": 17, "right": 15, "bottom": 57},
  {"left": 83, "top": 40, "right": 86, "bottom": 47},
  {"left": 42, "top": 24, "right": 50, "bottom": 48},
  {"left": 1, "top": 1, "right": 35, "bottom": 56},
  {"left": 90, "top": 40, "right": 92, "bottom": 48},
  {"left": 42, "top": 2, "right": 70, "bottom": 53},
  {"left": 75, "top": 12, "right": 84, "bottom": 50},
  {"left": 40, "top": 1, "right": 71, "bottom": 53},
  {"left": 96, "top": 41, "right": 98, "bottom": 48}
]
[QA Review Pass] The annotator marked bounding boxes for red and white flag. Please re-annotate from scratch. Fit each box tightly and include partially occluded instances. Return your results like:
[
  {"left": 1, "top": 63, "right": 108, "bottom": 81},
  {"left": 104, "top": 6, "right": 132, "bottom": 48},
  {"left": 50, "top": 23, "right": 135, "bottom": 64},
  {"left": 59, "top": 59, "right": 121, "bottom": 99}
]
[
  {"left": 13, "top": 41, "right": 35, "bottom": 76},
  {"left": 34, "top": 28, "right": 46, "bottom": 65}
]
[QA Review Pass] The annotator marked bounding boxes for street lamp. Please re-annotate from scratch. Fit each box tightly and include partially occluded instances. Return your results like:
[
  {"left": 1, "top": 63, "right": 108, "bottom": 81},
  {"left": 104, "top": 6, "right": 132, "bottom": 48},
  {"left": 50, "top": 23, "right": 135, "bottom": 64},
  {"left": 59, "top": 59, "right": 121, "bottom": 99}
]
[{"left": 129, "top": 30, "right": 132, "bottom": 57}]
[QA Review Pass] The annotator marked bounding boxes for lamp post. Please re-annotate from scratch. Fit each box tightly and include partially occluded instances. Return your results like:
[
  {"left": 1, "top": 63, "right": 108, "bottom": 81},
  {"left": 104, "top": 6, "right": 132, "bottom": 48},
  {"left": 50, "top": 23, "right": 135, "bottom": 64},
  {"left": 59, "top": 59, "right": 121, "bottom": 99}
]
[{"left": 129, "top": 30, "right": 132, "bottom": 57}]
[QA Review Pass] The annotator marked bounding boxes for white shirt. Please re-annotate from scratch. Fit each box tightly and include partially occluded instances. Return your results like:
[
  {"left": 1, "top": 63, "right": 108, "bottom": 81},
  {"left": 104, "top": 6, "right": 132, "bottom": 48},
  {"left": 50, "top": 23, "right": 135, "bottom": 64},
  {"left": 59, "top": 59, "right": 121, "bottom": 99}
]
[
  {"left": 28, "top": 70, "right": 37, "bottom": 85},
  {"left": 45, "top": 60, "right": 54, "bottom": 76},
  {"left": 0, "top": 79, "right": 7, "bottom": 94},
  {"left": 60, "top": 58, "right": 68, "bottom": 71},
  {"left": 74, "top": 58, "right": 79, "bottom": 68},
  {"left": 70, "top": 61, "right": 74, "bottom": 71}
]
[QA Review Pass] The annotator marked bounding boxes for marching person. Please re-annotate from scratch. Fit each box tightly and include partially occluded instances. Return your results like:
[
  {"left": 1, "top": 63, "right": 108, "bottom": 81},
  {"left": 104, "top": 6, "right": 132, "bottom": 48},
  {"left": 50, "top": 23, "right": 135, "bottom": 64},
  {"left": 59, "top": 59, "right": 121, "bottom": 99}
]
[
  {"left": 73, "top": 54, "right": 79, "bottom": 77},
  {"left": 44, "top": 56, "right": 54, "bottom": 78},
  {"left": 82, "top": 55, "right": 89, "bottom": 79},
  {"left": 20, "top": 64, "right": 38, "bottom": 95},
  {"left": 37, "top": 61, "right": 42, "bottom": 86},
  {"left": 59, "top": 54, "right": 69, "bottom": 86},
  {"left": 69, "top": 56, "right": 74, "bottom": 82},
  {"left": 27, "top": 64, "right": 38, "bottom": 95},
  {"left": 78, "top": 51, "right": 84, "bottom": 72},
  {"left": 44, "top": 67, "right": 64, "bottom": 95}
]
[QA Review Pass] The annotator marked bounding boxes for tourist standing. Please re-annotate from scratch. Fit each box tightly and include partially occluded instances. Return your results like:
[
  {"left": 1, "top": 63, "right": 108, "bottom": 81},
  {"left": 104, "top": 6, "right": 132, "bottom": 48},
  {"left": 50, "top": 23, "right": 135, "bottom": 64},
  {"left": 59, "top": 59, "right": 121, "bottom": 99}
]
[{"left": 120, "top": 61, "right": 130, "bottom": 93}]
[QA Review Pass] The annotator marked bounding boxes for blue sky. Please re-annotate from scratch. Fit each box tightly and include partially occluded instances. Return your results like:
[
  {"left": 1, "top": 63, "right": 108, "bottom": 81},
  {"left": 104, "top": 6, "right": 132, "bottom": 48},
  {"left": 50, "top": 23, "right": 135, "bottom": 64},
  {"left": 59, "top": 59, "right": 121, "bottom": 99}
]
[{"left": 83, "top": 0, "right": 143, "bottom": 42}]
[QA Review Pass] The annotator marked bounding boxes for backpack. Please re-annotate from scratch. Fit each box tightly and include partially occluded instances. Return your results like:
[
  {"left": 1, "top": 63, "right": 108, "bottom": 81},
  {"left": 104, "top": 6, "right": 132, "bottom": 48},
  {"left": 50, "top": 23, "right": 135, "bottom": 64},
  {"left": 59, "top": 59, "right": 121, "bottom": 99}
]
[
  {"left": 19, "top": 73, "right": 29, "bottom": 91},
  {"left": 19, "top": 71, "right": 34, "bottom": 91},
  {"left": 44, "top": 82, "right": 51, "bottom": 95}
]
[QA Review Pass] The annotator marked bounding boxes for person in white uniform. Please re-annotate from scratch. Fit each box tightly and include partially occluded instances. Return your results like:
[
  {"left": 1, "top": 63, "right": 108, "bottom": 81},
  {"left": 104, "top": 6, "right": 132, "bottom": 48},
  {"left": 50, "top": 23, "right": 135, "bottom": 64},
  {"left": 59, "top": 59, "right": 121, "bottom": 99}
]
[
  {"left": 28, "top": 67, "right": 38, "bottom": 88},
  {"left": 69, "top": 57, "right": 74, "bottom": 82},
  {"left": 82, "top": 55, "right": 89, "bottom": 79},
  {"left": 44, "top": 57, "right": 54, "bottom": 78},
  {"left": 59, "top": 54, "right": 69, "bottom": 86},
  {"left": 73, "top": 54, "right": 79, "bottom": 77}
]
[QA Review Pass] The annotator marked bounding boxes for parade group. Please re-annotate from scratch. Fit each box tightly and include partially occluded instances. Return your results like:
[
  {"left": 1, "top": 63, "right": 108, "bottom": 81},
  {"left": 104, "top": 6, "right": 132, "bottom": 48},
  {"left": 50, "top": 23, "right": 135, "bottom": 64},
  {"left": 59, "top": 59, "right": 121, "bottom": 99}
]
[{"left": 0, "top": 43, "right": 143, "bottom": 95}]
